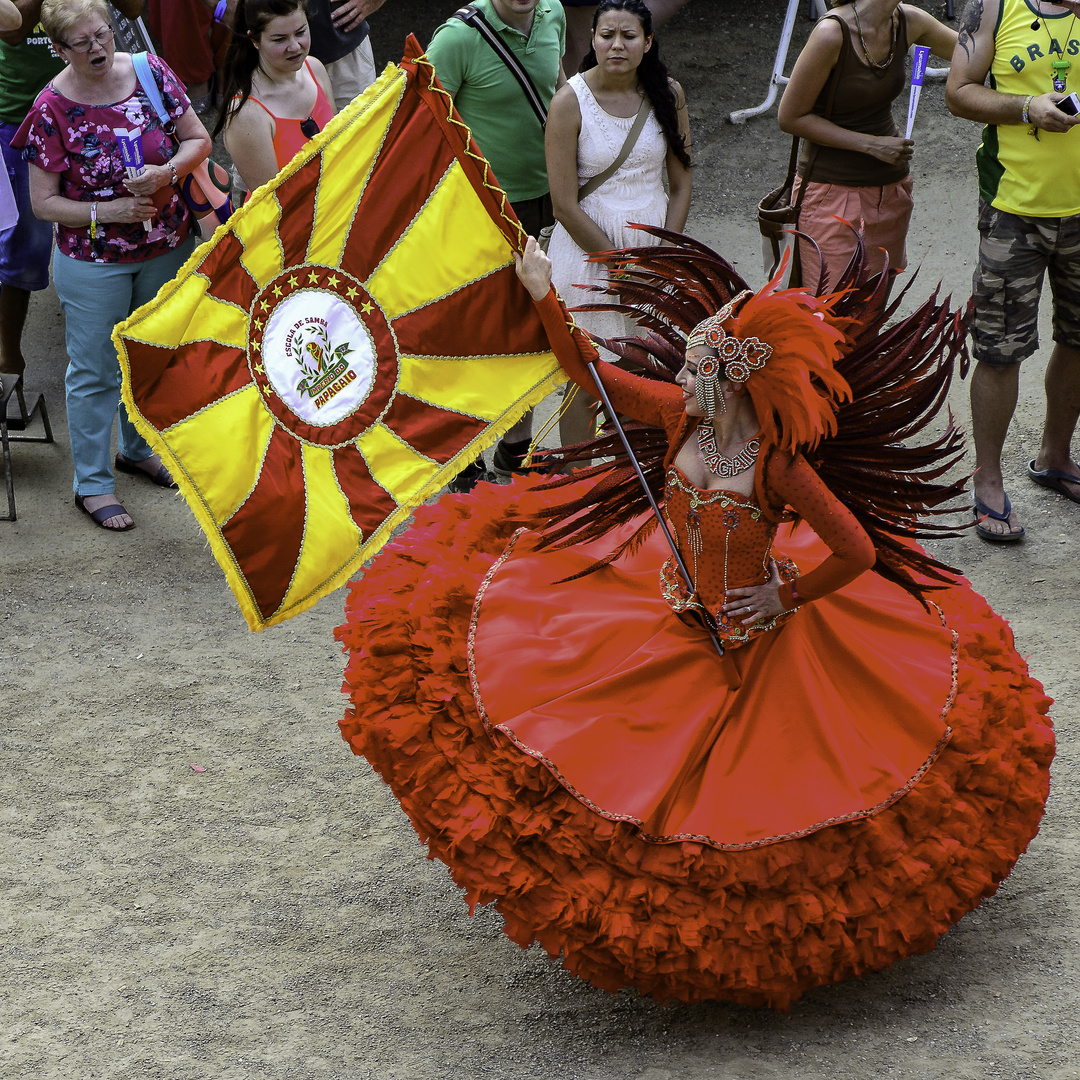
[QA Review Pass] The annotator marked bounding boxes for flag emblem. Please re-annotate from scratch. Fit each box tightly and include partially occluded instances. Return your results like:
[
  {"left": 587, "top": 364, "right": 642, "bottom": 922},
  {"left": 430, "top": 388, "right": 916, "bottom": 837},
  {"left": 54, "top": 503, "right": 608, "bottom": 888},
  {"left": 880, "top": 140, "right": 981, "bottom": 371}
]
[{"left": 249, "top": 265, "right": 391, "bottom": 436}]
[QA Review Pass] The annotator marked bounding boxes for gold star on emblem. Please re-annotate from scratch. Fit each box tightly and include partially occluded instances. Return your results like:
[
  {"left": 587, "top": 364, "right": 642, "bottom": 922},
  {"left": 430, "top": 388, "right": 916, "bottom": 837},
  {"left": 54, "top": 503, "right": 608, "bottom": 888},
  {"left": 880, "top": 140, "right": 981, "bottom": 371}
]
[
  {"left": 346, "top": 286, "right": 359, "bottom": 300},
  {"left": 308, "top": 270, "right": 320, "bottom": 284},
  {"left": 272, "top": 284, "right": 283, "bottom": 297},
  {"left": 254, "top": 318, "right": 263, "bottom": 331},
  {"left": 288, "top": 274, "right": 299, "bottom": 288},
  {"left": 360, "top": 300, "right": 374, "bottom": 315},
  {"left": 255, "top": 362, "right": 265, "bottom": 375},
  {"left": 260, "top": 384, "right": 269, "bottom": 396},
  {"left": 326, "top": 274, "right": 340, "bottom": 288},
  {"left": 252, "top": 340, "right": 261, "bottom": 352},
  {"left": 259, "top": 299, "right": 269, "bottom": 311}
]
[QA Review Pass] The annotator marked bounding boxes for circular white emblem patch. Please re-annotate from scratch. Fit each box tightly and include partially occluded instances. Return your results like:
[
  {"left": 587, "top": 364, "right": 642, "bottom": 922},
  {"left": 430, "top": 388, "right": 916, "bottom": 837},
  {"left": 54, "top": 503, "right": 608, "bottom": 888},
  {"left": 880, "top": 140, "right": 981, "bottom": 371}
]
[{"left": 261, "top": 289, "right": 376, "bottom": 427}]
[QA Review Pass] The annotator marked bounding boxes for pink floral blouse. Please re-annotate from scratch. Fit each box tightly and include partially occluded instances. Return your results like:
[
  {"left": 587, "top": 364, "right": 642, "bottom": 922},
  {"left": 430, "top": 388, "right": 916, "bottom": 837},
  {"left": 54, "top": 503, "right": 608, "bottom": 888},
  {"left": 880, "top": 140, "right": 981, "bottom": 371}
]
[{"left": 14, "top": 53, "right": 193, "bottom": 263}]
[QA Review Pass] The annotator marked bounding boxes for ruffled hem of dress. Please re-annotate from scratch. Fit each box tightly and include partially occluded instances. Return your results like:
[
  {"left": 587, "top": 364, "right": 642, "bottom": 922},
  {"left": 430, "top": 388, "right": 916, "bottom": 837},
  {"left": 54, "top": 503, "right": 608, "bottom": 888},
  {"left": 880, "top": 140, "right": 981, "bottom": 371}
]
[{"left": 336, "top": 477, "right": 1055, "bottom": 1010}]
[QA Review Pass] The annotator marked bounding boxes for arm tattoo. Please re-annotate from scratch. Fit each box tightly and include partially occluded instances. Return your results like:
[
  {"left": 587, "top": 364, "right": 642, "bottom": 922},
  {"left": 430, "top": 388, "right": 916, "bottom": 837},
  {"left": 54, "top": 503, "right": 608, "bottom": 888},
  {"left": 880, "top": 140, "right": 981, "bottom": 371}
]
[{"left": 958, "top": 0, "right": 985, "bottom": 60}]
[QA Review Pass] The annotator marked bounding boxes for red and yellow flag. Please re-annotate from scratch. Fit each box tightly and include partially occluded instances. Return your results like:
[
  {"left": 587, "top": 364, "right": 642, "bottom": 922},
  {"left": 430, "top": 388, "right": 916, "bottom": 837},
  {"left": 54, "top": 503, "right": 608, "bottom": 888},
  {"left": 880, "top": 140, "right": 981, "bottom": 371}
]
[{"left": 114, "top": 38, "right": 565, "bottom": 631}]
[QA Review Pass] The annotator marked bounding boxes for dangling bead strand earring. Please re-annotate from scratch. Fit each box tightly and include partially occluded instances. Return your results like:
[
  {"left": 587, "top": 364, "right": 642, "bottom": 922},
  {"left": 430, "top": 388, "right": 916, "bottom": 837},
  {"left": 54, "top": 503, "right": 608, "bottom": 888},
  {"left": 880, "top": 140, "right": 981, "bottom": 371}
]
[{"left": 694, "top": 355, "right": 723, "bottom": 418}]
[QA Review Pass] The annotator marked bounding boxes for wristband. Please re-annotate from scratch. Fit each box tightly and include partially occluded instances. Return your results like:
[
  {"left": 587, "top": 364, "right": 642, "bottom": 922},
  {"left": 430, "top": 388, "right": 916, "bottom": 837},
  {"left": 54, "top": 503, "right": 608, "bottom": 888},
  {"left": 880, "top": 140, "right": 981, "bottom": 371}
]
[
  {"left": 1022, "top": 94, "right": 1034, "bottom": 124},
  {"left": 90, "top": 201, "right": 98, "bottom": 239},
  {"left": 213, "top": 0, "right": 227, "bottom": 22},
  {"left": 166, "top": 160, "right": 178, "bottom": 186}
]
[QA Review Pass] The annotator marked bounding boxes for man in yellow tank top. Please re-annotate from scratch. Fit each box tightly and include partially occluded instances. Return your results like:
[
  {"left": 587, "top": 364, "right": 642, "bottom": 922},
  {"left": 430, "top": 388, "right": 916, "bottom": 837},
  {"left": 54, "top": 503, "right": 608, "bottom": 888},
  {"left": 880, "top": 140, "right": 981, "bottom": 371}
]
[{"left": 948, "top": 0, "right": 1080, "bottom": 540}]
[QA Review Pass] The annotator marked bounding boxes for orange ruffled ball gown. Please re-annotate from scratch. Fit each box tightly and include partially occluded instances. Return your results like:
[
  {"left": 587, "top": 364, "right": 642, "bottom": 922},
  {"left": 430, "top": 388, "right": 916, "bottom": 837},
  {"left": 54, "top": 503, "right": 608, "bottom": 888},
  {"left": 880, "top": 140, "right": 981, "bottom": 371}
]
[
  {"left": 338, "top": 480, "right": 1053, "bottom": 1008},
  {"left": 336, "top": 296, "right": 1054, "bottom": 1009}
]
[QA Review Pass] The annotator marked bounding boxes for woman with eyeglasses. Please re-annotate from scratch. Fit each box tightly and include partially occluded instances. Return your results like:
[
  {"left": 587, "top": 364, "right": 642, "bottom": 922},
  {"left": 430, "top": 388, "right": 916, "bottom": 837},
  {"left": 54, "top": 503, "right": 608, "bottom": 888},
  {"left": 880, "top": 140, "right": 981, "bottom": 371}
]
[
  {"left": 213, "top": 0, "right": 334, "bottom": 195},
  {"left": 14, "top": 0, "right": 211, "bottom": 531}
]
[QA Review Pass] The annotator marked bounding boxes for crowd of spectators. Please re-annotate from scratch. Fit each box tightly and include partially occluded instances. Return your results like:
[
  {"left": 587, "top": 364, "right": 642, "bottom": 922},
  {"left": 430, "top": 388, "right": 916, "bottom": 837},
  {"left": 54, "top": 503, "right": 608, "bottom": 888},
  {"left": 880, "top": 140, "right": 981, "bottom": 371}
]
[{"left": 4, "top": 0, "right": 1080, "bottom": 546}]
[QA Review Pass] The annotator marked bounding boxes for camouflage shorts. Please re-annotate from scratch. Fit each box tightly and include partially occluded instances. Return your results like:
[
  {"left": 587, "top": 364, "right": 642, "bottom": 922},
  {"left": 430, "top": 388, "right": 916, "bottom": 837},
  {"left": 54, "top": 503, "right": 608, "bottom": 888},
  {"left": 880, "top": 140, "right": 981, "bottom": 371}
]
[{"left": 971, "top": 200, "right": 1080, "bottom": 366}]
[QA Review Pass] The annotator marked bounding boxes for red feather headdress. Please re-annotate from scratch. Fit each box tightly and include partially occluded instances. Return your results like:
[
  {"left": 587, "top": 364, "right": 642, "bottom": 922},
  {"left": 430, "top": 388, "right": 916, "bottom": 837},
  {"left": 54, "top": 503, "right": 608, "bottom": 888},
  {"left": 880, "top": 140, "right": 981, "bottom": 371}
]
[{"left": 705, "top": 286, "right": 850, "bottom": 455}]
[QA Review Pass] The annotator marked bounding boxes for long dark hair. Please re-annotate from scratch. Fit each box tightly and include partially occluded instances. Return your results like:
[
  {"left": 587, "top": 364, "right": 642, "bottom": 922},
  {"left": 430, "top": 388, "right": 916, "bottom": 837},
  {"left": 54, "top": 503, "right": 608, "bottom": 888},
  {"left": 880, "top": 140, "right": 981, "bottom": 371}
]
[
  {"left": 581, "top": 0, "right": 691, "bottom": 169},
  {"left": 212, "top": 0, "right": 309, "bottom": 139}
]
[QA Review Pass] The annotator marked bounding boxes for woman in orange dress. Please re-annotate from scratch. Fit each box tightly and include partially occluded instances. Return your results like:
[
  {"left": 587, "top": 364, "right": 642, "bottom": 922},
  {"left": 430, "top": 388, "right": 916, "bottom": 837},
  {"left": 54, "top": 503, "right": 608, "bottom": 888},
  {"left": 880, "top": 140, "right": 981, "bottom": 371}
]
[{"left": 337, "top": 233, "right": 1054, "bottom": 1009}]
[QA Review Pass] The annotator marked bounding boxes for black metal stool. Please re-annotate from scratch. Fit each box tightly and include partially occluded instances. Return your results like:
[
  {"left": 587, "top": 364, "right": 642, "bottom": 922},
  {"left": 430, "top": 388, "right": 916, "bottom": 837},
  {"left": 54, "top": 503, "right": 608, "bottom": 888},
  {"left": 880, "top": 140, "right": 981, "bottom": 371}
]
[{"left": 1, "top": 373, "right": 54, "bottom": 521}]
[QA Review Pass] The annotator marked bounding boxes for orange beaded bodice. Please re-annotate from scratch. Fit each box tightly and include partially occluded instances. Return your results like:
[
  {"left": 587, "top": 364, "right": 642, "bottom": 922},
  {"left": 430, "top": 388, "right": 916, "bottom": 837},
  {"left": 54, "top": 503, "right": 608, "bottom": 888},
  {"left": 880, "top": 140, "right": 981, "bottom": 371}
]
[{"left": 660, "top": 467, "right": 800, "bottom": 648}]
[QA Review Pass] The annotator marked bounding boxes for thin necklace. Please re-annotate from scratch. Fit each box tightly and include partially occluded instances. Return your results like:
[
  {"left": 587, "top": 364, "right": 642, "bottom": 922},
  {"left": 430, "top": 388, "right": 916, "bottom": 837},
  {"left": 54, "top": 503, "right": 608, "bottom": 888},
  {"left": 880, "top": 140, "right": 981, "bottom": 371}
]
[
  {"left": 697, "top": 423, "right": 760, "bottom": 478},
  {"left": 851, "top": 1, "right": 897, "bottom": 71}
]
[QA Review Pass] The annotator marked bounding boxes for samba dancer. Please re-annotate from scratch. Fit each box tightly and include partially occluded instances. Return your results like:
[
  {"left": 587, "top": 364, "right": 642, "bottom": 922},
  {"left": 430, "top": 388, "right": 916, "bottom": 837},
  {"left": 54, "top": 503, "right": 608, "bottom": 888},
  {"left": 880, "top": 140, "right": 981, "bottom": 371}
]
[{"left": 336, "top": 231, "right": 1054, "bottom": 1008}]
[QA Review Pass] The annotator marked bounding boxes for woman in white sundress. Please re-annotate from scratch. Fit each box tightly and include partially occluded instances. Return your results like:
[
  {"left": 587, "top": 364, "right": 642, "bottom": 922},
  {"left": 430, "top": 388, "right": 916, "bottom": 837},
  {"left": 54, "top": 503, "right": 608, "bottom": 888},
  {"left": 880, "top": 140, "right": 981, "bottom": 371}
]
[{"left": 545, "top": 0, "right": 691, "bottom": 447}]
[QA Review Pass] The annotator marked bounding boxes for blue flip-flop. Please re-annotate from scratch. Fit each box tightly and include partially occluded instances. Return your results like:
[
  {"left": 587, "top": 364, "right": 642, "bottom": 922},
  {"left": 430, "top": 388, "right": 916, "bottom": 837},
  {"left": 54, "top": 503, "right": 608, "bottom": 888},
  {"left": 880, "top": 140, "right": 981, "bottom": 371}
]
[
  {"left": 1027, "top": 459, "right": 1080, "bottom": 504},
  {"left": 973, "top": 493, "right": 1025, "bottom": 542},
  {"left": 75, "top": 494, "right": 135, "bottom": 531}
]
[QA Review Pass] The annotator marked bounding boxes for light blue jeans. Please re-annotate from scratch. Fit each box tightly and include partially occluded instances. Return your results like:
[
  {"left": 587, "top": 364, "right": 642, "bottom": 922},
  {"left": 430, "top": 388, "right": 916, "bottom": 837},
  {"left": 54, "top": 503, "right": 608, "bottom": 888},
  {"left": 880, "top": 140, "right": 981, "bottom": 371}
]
[{"left": 52, "top": 237, "right": 197, "bottom": 496}]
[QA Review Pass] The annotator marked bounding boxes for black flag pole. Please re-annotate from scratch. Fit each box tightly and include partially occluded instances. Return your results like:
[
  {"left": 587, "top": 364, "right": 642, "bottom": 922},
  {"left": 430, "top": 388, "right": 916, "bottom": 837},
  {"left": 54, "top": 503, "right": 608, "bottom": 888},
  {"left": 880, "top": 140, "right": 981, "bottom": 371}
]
[{"left": 585, "top": 360, "right": 725, "bottom": 658}]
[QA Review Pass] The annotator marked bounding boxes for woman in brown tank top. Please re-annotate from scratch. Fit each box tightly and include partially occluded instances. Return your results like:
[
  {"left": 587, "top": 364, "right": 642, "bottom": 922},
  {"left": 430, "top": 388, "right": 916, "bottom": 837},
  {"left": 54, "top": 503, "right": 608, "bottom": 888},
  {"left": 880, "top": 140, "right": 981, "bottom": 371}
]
[{"left": 777, "top": 1, "right": 955, "bottom": 293}]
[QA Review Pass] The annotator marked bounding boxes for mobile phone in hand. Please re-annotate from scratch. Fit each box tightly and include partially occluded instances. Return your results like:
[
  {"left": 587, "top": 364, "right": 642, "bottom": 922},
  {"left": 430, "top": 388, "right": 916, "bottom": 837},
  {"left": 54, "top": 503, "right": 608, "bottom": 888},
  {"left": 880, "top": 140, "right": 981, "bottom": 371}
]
[{"left": 1056, "top": 91, "right": 1080, "bottom": 115}]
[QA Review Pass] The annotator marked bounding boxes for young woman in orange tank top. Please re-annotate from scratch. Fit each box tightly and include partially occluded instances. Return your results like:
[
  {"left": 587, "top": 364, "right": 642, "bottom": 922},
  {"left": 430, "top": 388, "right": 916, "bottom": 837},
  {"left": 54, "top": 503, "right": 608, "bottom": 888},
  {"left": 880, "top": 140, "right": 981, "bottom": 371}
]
[{"left": 212, "top": 0, "right": 334, "bottom": 194}]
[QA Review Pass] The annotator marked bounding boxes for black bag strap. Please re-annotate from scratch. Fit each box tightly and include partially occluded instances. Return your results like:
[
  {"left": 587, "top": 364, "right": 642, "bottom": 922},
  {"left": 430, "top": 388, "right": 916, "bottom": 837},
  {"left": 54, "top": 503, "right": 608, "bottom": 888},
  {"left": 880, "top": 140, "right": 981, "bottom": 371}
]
[
  {"left": 451, "top": 5, "right": 548, "bottom": 129},
  {"left": 790, "top": 13, "right": 845, "bottom": 212}
]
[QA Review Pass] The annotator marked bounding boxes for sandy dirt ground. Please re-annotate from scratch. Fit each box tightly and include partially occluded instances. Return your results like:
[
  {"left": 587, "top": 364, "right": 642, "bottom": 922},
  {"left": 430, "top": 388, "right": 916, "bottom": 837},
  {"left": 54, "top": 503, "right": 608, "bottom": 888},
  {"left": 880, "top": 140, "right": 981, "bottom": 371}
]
[{"left": 3, "top": 2, "right": 1080, "bottom": 1078}]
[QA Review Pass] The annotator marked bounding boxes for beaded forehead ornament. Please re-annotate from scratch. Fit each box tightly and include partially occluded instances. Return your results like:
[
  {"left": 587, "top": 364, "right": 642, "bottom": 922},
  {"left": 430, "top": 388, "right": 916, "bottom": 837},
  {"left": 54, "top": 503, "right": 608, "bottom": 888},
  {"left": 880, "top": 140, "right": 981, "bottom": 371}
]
[{"left": 686, "top": 292, "right": 773, "bottom": 386}]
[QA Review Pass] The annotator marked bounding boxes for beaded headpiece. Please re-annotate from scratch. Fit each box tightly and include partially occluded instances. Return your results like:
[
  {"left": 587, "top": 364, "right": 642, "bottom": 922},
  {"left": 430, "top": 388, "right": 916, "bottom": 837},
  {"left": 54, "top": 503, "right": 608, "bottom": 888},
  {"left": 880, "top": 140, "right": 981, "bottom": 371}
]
[
  {"left": 686, "top": 312, "right": 725, "bottom": 352},
  {"left": 686, "top": 292, "right": 773, "bottom": 417},
  {"left": 687, "top": 293, "right": 773, "bottom": 383},
  {"left": 686, "top": 291, "right": 749, "bottom": 350},
  {"left": 710, "top": 332, "right": 773, "bottom": 384}
]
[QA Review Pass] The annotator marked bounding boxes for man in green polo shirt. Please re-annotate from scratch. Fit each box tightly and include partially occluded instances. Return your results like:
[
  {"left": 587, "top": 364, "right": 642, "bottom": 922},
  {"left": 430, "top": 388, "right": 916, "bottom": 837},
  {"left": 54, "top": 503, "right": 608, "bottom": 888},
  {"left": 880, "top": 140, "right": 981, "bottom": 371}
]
[{"left": 428, "top": 0, "right": 566, "bottom": 491}]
